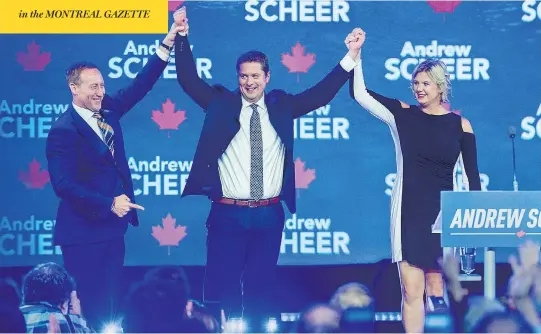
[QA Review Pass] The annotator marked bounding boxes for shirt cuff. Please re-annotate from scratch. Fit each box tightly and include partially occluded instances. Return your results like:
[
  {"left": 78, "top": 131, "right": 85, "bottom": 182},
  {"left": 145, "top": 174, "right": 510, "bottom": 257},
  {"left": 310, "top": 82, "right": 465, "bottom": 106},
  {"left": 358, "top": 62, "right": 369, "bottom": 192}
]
[
  {"left": 339, "top": 54, "right": 358, "bottom": 72},
  {"left": 156, "top": 48, "right": 170, "bottom": 62}
]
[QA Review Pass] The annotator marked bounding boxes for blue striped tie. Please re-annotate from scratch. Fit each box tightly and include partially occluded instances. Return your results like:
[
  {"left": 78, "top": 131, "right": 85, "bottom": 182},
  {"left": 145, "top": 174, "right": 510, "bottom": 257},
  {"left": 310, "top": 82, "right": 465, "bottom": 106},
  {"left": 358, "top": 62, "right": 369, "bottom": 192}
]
[{"left": 93, "top": 112, "right": 115, "bottom": 156}]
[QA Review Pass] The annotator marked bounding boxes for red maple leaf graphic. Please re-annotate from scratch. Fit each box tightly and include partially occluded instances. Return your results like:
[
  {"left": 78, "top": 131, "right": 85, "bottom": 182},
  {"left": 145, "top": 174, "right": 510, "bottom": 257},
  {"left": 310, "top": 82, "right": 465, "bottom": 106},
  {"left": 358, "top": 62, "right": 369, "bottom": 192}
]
[
  {"left": 168, "top": 0, "right": 185, "bottom": 12},
  {"left": 427, "top": 1, "right": 461, "bottom": 21},
  {"left": 18, "top": 158, "right": 50, "bottom": 189},
  {"left": 16, "top": 41, "right": 51, "bottom": 71},
  {"left": 152, "top": 213, "right": 187, "bottom": 255},
  {"left": 151, "top": 98, "right": 187, "bottom": 138},
  {"left": 281, "top": 42, "right": 316, "bottom": 83},
  {"left": 517, "top": 230, "right": 526, "bottom": 238},
  {"left": 427, "top": 0, "right": 461, "bottom": 13},
  {"left": 294, "top": 157, "right": 316, "bottom": 198}
]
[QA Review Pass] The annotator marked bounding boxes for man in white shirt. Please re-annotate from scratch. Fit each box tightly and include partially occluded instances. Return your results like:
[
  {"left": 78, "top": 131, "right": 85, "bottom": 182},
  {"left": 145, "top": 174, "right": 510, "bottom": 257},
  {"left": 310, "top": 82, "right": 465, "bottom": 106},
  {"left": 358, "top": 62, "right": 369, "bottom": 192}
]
[{"left": 173, "top": 8, "right": 363, "bottom": 330}]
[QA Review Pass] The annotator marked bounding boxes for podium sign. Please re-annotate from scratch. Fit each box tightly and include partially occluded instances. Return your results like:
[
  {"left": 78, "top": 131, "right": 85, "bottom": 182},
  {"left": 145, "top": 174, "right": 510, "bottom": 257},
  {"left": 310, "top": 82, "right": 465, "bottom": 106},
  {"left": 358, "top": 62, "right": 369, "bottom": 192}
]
[
  {"left": 441, "top": 191, "right": 541, "bottom": 300},
  {"left": 441, "top": 191, "right": 541, "bottom": 248}
]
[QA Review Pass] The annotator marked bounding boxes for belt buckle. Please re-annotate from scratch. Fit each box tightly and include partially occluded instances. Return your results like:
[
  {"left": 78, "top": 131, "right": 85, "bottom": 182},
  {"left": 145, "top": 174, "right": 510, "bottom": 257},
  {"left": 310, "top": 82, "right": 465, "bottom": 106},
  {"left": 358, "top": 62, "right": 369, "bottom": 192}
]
[{"left": 247, "top": 200, "right": 258, "bottom": 208}]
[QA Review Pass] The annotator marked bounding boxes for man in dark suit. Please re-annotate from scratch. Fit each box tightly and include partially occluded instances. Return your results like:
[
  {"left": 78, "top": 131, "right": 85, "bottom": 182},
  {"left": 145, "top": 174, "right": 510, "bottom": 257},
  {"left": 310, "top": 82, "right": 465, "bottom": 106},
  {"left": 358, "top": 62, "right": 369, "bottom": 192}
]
[
  {"left": 173, "top": 8, "right": 363, "bottom": 330},
  {"left": 45, "top": 24, "right": 184, "bottom": 331}
]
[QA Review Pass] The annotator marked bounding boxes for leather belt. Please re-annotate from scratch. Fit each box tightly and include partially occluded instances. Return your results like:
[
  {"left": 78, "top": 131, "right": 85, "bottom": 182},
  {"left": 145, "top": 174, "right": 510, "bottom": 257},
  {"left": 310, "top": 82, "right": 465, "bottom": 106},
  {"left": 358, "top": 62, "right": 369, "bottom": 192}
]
[{"left": 217, "top": 196, "right": 280, "bottom": 208}]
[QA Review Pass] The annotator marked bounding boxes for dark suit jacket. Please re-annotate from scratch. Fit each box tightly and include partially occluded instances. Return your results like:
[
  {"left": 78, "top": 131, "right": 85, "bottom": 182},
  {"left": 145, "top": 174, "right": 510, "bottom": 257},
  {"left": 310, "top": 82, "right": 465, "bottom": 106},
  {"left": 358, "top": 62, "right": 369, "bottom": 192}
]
[
  {"left": 174, "top": 34, "right": 352, "bottom": 214},
  {"left": 46, "top": 53, "right": 168, "bottom": 246}
]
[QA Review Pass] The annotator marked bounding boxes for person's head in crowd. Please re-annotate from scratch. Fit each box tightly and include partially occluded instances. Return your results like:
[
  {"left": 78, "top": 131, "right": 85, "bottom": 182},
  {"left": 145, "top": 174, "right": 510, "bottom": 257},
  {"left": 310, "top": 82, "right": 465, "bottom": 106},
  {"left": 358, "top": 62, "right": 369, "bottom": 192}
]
[
  {"left": 21, "top": 262, "right": 76, "bottom": 315},
  {"left": 122, "top": 278, "right": 190, "bottom": 333},
  {"left": 144, "top": 266, "right": 191, "bottom": 295},
  {"left": 144, "top": 266, "right": 194, "bottom": 317},
  {"left": 464, "top": 296, "right": 532, "bottom": 333},
  {"left": 144, "top": 267, "right": 218, "bottom": 333},
  {"left": 469, "top": 311, "right": 533, "bottom": 333},
  {"left": 293, "top": 303, "right": 342, "bottom": 333},
  {"left": 329, "top": 282, "right": 373, "bottom": 311},
  {"left": 329, "top": 282, "right": 375, "bottom": 332}
]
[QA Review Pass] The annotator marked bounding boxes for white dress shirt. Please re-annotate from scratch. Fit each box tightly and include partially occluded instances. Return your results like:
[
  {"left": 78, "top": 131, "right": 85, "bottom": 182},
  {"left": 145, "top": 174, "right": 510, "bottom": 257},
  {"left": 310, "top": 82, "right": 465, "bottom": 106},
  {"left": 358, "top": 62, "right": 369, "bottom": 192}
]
[
  {"left": 218, "top": 54, "right": 358, "bottom": 200},
  {"left": 72, "top": 103, "right": 105, "bottom": 141},
  {"left": 218, "top": 96, "right": 286, "bottom": 200}
]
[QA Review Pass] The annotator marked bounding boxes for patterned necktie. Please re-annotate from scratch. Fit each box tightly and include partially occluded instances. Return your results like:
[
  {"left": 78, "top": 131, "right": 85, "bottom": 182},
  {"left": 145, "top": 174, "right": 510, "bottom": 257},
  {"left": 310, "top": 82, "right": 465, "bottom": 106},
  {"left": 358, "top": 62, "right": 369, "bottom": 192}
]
[
  {"left": 92, "top": 112, "right": 115, "bottom": 156},
  {"left": 249, "top": 103, "right": 263, "bottom": 200}
]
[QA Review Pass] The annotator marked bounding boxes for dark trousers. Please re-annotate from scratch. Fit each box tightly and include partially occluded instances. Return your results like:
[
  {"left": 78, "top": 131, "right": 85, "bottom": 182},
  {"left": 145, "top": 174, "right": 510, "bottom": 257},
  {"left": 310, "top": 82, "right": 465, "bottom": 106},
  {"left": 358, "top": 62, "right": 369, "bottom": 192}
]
[
  {"left": 203, "top": 201, "right": 285, "bottom": 330},
  {"left": 61, "top": 237, "right": 125, "bottom": 331}
]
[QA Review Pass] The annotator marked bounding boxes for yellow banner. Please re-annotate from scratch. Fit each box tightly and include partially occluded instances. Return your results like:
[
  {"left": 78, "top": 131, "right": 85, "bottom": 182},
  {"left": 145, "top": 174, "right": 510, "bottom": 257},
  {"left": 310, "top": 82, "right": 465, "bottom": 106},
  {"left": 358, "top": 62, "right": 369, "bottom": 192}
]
[{"left": 0, "top": 0, "right": 169, "bottom": 34}]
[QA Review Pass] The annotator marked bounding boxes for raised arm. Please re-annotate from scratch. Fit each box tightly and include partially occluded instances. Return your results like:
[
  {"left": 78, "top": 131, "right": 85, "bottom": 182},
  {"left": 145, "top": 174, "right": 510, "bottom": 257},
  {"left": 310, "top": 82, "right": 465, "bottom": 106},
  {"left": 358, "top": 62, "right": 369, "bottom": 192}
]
[
  {"left": 103, "top": 25, "right": 178, "bottom": 118},
  {"left": 459, "top": 118, "right": 481, "bottom": 190},
  {"left": 289, "top": 29, "right": 365, "bottom": 118},
  {"left": 350, "top": 59, "right": 407, "bottom": 126},
  {"left": 173, "top": 7, "right": 215, "bottom": 111},
  {"left": 346, "top": 28, "right": 411, "bottom": 125},
  {"left": 289, "top": 55, "right": 356, "bottom": 119}
]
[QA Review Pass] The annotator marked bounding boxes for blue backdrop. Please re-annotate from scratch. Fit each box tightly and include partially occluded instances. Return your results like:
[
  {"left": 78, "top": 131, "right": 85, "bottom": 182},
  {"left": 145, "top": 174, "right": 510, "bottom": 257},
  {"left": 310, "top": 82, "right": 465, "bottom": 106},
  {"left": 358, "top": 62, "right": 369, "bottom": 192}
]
[{"left": 1, "top": 0, "right": 540, "bottom": 267}]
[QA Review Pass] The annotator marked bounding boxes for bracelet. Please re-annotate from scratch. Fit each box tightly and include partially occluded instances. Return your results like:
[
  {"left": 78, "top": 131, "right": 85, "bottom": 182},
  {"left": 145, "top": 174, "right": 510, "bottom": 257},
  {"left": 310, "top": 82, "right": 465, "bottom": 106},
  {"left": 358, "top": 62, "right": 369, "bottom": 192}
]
[{"left": 160, "top": 42, "right": 173, "bottom": 51}]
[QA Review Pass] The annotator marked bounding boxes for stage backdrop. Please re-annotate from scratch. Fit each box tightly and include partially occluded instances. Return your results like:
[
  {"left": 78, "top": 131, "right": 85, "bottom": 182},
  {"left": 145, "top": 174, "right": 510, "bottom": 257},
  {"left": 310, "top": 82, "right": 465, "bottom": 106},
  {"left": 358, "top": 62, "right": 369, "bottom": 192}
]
[{"left": 1, "top": 0, "right": 540, "bottom": 267}]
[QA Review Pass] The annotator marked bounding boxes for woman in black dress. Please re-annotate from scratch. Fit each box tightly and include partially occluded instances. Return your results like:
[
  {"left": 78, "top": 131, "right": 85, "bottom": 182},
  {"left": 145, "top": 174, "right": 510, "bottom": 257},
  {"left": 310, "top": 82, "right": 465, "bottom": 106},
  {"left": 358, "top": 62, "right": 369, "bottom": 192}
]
[{"left": 348, "top": 28, "right": 481, "bottom": 333}]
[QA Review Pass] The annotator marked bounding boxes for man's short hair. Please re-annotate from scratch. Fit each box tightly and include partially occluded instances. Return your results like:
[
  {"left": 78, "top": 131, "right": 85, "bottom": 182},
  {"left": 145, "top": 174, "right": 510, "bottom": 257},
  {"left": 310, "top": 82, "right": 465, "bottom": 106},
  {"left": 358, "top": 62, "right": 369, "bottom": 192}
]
[
  {"left": 236, "top": 51, "right": 269, "bottom": 75},
  {"left": 122, "top": 279, "right": 189, "bottom": 333},
  {"left": 66, "top": 61, "right": 99, "bottom": 85},
  {"left": 22, "top": 262, "right": 75, "bottom": 307},
  {"left": 144, "top": 266, "right": 191, "bottom": 297}
]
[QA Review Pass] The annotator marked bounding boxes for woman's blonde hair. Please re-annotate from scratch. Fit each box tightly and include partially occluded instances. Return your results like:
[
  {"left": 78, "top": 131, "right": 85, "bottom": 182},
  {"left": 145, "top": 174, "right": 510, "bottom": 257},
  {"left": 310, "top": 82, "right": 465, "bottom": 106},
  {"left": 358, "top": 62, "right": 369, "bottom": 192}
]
[{"left": 411, "top": 58, "right": 452, "bottom": 103}]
